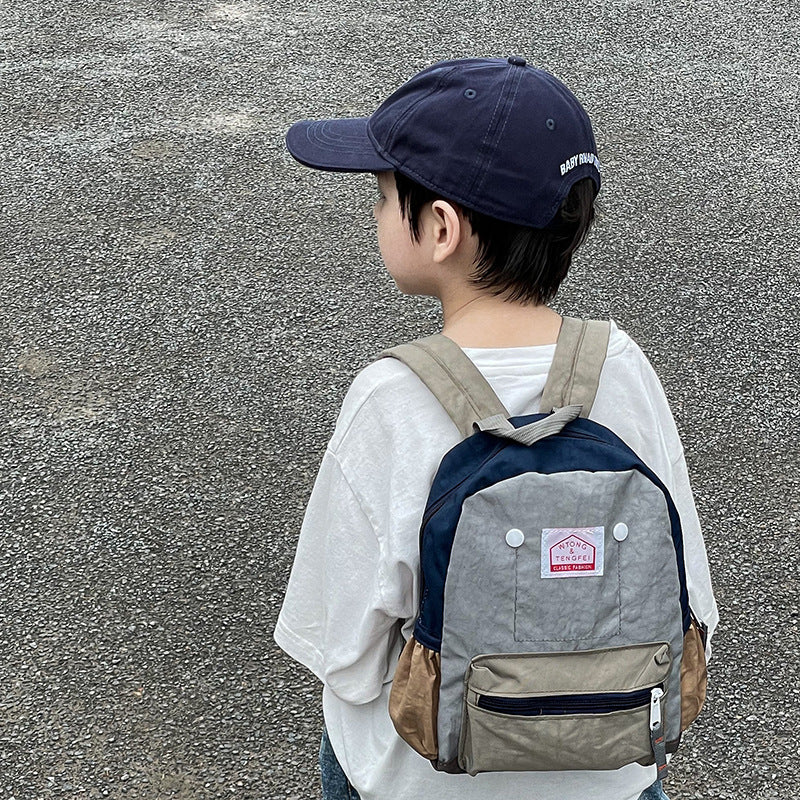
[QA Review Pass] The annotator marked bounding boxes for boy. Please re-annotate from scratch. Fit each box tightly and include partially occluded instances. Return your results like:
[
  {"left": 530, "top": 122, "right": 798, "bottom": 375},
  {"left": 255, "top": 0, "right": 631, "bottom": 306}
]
[{"left": 274, "top": 57, "right": 718, "bottom": 800}]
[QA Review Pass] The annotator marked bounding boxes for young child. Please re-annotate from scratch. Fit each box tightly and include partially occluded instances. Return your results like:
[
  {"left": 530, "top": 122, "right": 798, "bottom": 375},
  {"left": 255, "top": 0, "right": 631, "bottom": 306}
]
[{"left": 274, "top": 57, "right": 718, "bottom": 800}]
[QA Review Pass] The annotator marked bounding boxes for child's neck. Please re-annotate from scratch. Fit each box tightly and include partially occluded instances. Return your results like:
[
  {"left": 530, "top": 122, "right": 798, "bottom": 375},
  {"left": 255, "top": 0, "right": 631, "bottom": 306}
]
[{"left": 440, "top": 293, "right": 562, "bottom": 348}]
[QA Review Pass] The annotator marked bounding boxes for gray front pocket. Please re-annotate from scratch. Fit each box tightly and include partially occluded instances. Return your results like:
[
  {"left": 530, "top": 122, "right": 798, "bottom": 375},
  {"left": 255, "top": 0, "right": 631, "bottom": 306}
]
[
  {"left": 458, "top": 643, "right": 671, "bottom": 775},
  {"left": 514, "top": 527, "right": 620, "bottom": 642}
]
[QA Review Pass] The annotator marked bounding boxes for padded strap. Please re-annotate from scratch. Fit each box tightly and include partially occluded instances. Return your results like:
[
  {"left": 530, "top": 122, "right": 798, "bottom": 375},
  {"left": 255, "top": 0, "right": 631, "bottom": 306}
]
[
  {"left": 539, "top": 317, "right": 610, "bottom": 417},
  {"left": 376, "top": 334, "right": 508, "bottom": 439}
]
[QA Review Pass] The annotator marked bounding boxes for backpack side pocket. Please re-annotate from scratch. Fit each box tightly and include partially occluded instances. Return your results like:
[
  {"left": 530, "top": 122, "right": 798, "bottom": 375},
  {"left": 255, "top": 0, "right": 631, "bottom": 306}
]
[
  {"left": 680, "top": 618, "right": 708, "bottom": 731},
  {"left": 389, "top": 636, "right": 440, "bottom": 759}
]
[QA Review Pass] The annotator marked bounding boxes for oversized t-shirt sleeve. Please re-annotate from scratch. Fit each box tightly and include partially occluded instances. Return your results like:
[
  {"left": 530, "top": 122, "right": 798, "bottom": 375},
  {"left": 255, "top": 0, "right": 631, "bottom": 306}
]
[{"left": 273, "top": 446, "right": 403, "bottom": 705}]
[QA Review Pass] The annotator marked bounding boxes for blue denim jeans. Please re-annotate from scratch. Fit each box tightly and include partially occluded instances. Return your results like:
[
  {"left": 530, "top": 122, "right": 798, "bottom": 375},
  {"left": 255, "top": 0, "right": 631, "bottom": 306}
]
[
  {"left": 320, "top": 726, "right": 360, "bottom": 800},
  {"left": 319, "top": 727, "right": 669, "bottom": 800},
  {"left": 638, "top": 778, "right": 670, "bottom": 800}
]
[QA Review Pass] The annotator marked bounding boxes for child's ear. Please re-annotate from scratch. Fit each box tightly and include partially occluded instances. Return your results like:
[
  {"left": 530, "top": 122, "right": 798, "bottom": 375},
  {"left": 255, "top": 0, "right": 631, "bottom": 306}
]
[{"left": 429, "top": 199, "right": 463, "bottom": 263}]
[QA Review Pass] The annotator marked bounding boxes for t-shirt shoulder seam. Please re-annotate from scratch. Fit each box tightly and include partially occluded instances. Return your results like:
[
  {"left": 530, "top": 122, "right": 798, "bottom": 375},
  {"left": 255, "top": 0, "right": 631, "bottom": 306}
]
[
  {"left": 324, "top": 447, "right": 395, "bottom": 614},
  {"left": 329, "top": 360, "right": 415, "bottom": 453},
  {"left": 325, "top": 446, "right": 381, "bottom": 526}
]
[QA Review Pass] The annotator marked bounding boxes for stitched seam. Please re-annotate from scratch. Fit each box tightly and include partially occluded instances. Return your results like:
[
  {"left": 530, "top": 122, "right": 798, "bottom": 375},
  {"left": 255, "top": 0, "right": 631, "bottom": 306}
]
[
  {"left": 326, "top": 449, "right": 392, "bottom": 614},
  {"left": 466, "top": 67, "right": 515, "bottom": 198},
  {"left": 565, "top": 321, "right": 587, "bottom": 405},
  {"left": 515, "top": 531, "right": 622, "bottom": 642},
  {"left": 617, "top": 536, "right": 622, "bottom": 635},
  {"left": 542, "top": 318, "right": 574, "bottom": 411},
  {"left": 328, "top": 377, "right": 393, "bottom": 454},
  {"left": 472, "top": 68, "right": 522, "bottom": 198},
  {"left": 514, "top": 547, "right": 519, "bottom": 641},
  {"left": 515, "top": 633, "right": 620, "bottom": 642},
  {"left": 582, "top": 323, "right": 610, "bottom": 417},
  {"left": 380, "top": 65, "right": 460, "bottom": 152}
]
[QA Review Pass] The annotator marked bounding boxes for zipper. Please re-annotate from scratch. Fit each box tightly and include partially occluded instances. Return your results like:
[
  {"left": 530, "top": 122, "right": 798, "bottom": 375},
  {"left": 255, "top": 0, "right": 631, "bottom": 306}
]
[
  {"left": 649, "top": 686, "right": 664, "bottom": 730},
  {"left": 476, "top": 686, "right": 661, "bottom": 716},
  {"left": 649, "top": 686, "right": 668, "bottom": 778}
]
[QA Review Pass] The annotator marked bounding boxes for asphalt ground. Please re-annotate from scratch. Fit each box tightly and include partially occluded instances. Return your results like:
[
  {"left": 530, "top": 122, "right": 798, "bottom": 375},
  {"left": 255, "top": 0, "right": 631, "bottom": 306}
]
[{"left": 0, "top": 1, "right": 798, "bottom": 798}]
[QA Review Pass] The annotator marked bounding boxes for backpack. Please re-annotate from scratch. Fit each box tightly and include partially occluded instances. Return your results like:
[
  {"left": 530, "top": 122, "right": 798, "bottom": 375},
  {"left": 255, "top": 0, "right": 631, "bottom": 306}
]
[{"left": 377, "top": 318, "right": 708, "bottom": 777}]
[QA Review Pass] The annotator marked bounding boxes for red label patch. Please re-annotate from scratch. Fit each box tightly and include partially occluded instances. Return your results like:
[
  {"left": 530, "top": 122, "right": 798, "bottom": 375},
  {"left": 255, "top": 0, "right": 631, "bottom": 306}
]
[
  {"left": 541, "top": 527, "right": 605, "bottom": 578},
  {"left": 550, "top": 534, "right": 596, "bottom": 572}
]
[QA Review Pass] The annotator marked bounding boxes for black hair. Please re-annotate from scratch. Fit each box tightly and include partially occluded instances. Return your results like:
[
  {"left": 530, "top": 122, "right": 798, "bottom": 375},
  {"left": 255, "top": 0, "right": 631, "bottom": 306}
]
[{"left": 393, "top": 171, "right": 597, "bottom": 306}]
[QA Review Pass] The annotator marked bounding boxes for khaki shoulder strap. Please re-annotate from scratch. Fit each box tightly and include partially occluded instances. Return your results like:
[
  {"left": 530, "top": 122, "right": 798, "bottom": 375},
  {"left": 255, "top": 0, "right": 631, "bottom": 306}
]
[
  {"left": 539, "top": 317, "right": 610, "bottom": 417},
  {"left": 376, "top": 334, "right": 508, "bottom": 439},
  {"left": 376, "top": 317, "right": 610, "bottom": 437}
]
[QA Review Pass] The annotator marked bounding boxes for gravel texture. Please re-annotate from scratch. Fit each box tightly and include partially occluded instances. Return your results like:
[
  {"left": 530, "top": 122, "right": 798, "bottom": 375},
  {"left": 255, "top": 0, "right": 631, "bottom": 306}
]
[{"left": 0, "top": 1, "right": 798, "bottom": 798}]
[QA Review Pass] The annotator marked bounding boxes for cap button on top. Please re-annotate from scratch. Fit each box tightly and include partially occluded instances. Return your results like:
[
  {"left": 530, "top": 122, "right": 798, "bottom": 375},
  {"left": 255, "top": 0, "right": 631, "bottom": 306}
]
[{"left": 507, "top": 56, "right": 527, "bottom": 66}]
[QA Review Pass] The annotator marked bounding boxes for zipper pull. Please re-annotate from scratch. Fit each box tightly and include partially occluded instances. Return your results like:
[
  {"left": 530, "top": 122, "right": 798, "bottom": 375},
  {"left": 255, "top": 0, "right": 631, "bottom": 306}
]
[
  {"left": 649, "top": 687, "right": 663, "bottom": 730},
  {"left": 649, "top": 687, "right": 668, "bottom": 779}
]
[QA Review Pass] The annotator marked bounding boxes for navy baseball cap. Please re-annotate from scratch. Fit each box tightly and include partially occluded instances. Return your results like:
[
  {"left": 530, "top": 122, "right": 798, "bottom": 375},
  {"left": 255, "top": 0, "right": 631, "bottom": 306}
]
[{"left": 286, "top": 56, "right": 601, "bottom": 228}]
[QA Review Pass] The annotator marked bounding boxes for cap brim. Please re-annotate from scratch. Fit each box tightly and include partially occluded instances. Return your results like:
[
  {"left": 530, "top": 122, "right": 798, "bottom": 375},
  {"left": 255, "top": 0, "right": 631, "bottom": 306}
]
[{"left": 285, "top": 117, "right": 395, "bottom": 172}]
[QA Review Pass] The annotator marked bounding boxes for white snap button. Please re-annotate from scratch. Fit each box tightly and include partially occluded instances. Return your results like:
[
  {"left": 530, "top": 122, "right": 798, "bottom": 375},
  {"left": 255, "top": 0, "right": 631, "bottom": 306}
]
[
  {"left": 505, "top": 528, "right": 525, "bottom": 548},
  {"left": 613, "top": 523, "right": 629, "bottom": 542}
]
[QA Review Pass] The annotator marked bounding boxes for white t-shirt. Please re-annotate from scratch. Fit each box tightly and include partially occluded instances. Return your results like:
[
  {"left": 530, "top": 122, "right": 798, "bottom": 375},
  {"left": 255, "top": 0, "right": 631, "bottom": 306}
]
[{"left": 274, "top": 320, "right": 719, "bottom": 800}]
